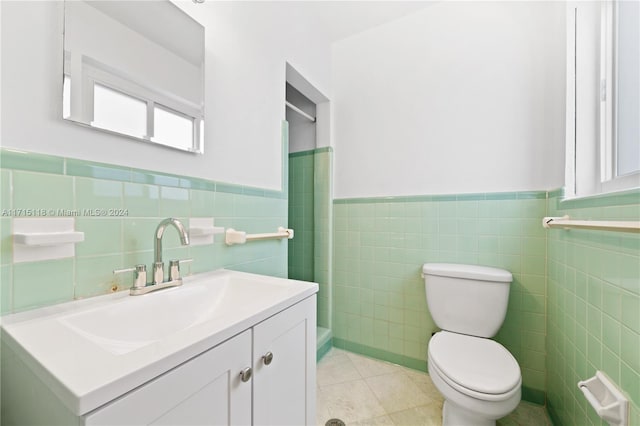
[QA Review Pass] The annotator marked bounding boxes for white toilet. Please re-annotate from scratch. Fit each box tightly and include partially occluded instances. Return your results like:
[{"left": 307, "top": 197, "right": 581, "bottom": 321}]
[{"left": 422, "top": 263, "right": 522, "bottom": 426}]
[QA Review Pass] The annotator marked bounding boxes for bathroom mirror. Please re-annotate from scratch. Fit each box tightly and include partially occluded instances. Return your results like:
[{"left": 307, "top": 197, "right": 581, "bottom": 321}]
[{"left": 62, "top": 1, "right": 205, "bottom": 153}]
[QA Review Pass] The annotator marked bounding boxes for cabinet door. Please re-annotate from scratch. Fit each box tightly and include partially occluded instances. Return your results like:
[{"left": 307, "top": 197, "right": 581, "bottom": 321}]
[
  {"left": 252, "top": 296, "right": 316, "bottom": 426},
  {"left": 84, "top": 330, "right": 252, "bottom": 426}
]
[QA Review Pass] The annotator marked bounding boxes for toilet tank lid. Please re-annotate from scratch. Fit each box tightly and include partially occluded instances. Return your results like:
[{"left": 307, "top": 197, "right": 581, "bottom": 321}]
[{"left": 422, "top": 263, "right": 512, "bottom": 282}]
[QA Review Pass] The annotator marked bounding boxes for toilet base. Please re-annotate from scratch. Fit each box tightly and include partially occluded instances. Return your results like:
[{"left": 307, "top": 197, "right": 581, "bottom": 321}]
[{"left": 443, "top": 400, "right": 496, "bottom": 426}]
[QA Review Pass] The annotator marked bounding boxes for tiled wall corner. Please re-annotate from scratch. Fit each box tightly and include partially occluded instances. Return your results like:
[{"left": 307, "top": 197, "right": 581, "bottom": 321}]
[
  {"left": 0, "top": 149, "right": 288, "bottom": 314},
  {"left": 332, "top": 192, "right": 549, "bottom": 402},
  {"left": 546, "top": 190, "right": 640, "bottom": 426}
]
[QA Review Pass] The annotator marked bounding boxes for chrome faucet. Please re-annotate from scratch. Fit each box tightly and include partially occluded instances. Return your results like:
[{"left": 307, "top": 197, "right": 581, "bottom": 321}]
[
  {"left": 114, "top": 218, "right": 192, "bottom": 296},
  {"left": 153, "top": 218, "right": 190, "bottom": 284}
]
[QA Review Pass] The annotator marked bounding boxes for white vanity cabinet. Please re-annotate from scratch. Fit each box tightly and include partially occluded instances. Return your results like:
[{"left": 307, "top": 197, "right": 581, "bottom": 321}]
[
  {"left": 253, "top": 294, "right": 317, "bottom": 426},
  {"left": 84, "top": 296, "right": 316, "bottom": 426},
  {"left": 1, "top": 270, "right": 318, "bottom": 426},
  {"left": 84, "top": 330, "right": 253, "bottom": 425}
]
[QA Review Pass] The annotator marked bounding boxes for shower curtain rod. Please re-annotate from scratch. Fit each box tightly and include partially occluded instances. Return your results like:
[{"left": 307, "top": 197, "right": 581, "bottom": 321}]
[{"left": 286, "top": 101, "right": 316, "bottom": 122}]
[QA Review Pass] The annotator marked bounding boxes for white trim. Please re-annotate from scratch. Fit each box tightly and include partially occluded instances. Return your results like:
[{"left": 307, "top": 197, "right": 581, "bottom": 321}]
[
  {"left": 565, "top": 4, "right": 577, "bottom": 197},
  {"left": 565, "top": 0, "right": 639, "bottom": 200},
  {"left": 601, "top": 171, "right": 640, "bottom": 193},
  {"left": 600, "top": 0, "right": 615, "bottom": 182}
]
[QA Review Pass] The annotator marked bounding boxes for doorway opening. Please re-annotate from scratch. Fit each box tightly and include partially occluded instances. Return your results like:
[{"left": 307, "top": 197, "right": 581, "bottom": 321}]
[{"left": 285, "top": 63, "right": 332, "bottom": 357}]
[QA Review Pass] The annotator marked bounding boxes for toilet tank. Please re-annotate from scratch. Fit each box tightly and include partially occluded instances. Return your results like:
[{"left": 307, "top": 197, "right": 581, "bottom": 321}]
[{"left": 423, "top": 263, "right": 513, "bottom": 338}]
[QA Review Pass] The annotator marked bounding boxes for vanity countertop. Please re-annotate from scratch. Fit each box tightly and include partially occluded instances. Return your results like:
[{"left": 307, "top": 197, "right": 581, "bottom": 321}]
[{"left": 0, "top": 269, "right": 318, "bottom": 415}]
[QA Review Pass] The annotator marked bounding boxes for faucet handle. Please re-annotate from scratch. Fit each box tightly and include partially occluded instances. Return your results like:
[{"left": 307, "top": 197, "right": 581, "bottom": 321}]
[
  {"left": 113, "top": 264, "right": 147, "bottom": 289},
  {"left": 168, "top": 258, "right": 193, "bottom": 281}
]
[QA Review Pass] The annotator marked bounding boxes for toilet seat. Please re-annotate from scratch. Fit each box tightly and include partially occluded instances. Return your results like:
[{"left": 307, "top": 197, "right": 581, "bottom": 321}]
[{"left": 428, "top": 331, "right": 521, "bottom": 401}]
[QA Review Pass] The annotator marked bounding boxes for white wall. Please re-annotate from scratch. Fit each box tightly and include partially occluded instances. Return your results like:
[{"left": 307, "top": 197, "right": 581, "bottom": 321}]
[
  {"left": 0, "top": 1, "right": 334, "bottom": 191},
  {"left": 332, "top": 1, "right": 567, "bottom": 198}
]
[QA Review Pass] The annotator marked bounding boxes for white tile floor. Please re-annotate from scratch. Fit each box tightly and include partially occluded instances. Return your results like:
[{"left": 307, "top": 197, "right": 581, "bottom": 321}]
[{"left": 316, "top": 348, "right": 552, "bottom": 426}]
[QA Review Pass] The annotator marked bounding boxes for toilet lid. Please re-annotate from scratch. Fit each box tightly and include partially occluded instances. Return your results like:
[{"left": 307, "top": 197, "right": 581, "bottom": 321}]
[{"left": 428, "top": 332, "right": 521, "bottom": 395}]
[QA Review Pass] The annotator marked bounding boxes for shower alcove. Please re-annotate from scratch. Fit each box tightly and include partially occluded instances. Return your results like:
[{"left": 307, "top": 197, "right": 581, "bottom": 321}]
[{"left": 285, "top": 64, "right": 333, "bottom": 359}]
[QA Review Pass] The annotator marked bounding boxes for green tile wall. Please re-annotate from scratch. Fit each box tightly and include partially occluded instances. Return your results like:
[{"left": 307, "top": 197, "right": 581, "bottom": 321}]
[
  {"left": 333, "top": 192, "right": 549, "bottom": 403},
  {"left": 314, "top": 149, "right": 333, "bottom": 331},
  {"left": 288, "top": 148, "right": 333, "bottom": 330},
  {"left": 288, "top": 151, "right": 315, "bottom": 282},
  {"left": 546, "top": 190, "right": 640, "bottom": 426},
  {"left": 0, "top": 148, "right": 288, "bottom": 315}
]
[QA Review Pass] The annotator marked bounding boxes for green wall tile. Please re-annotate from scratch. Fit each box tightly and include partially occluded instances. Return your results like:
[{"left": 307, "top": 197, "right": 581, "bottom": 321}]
[
  {"left": 190, "top": 189, "right": 215, "bottom": 217},
  {"left": 288, "top": 153, "right": 315, "bottom": 284},
  {"left": 213, "top": 192, "right": 234, "bottom": 217},
  {"left": 546, "top": 190, "right": 639, "bottom": 426},
  {"left": 602, "top": 347, "right": 621, "bottom": 383},
  {"left": 602, "top": 314, "right": 621, "bottom": 353},
  {"left": 182, "top": 177, "right": 215, "bottom": 191},
  {"left": 123, "top": 183, "right": 160, "bottom": 217},
  {"left": 75, "top": 178, "right": 122, "bottom": 211},
  {"left": 334, "top": 194, "right": 550, "bottom": 400},
  {"left": 67, "top": 159, "right": 131, "bottom": 182},
  {"left": 0, "top": 149, "right": 64, "bottom": 174},
  {"left": 0, "top": 218, "right": 12, "bottom": 265},
  {"left": 216, "top": 182, "right": 245, "bottom": 195},
  {"left": 621, "top": 293, "right": 640, "bottom": 333},
  {"left": 76, "top": 255, "right": 123, "bottom": 298},
  {"left": 159, "top": 187, "right": 190, "bottom": 217},
  {"left": 13, "top": 259, "right": 74, "bottom": 311},
  {"left": 76, "top": 218, "right": 122, "bottom": 257},
  {"left": 122, "top": 218, "right": 158, "bottom": 252},
  {"left": 621, "top": 361, "right": 640, "bottom": 407},
  {"left": 1, "top": 149, "right": 289, "bottom": 315},
  {"left": 1, "top": 265, "right": 12, "bottom": 314},
  {"left": 621, "top": 326, "right": 640, "bottom": 373},
  {"left": 455, "top": 193, "right": 485, "bottom": 201},
  {"left": 242, "top": 186, "right": 266, "bottom": 197},
  {"left": 1, "top": 170, "right": 10, "bottom": 210},
  {"left": 131, "top": 171, "right": 181, "bottom": 187},
  {"left": 13, "top": 171, "right": 73, "bottom": 213}
]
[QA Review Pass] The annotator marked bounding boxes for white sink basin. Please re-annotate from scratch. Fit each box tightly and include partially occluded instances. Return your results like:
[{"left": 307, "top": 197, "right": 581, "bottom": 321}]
[
  {"left": 0, "top": 269, "right": 318, "bottom": 415},
  {"left": 59, "top": 274, "right": 293, "bottom": 354}
]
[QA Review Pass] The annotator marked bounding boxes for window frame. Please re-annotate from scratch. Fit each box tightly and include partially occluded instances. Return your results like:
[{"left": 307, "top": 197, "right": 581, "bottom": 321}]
[{"left": 565, "top": 0, "right": 639, "bottom": 200}]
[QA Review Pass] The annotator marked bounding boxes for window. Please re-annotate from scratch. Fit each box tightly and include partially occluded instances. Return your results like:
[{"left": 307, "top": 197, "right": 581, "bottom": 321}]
[{"left": 566, "top": 0, "right": 640, "bottom": 198}]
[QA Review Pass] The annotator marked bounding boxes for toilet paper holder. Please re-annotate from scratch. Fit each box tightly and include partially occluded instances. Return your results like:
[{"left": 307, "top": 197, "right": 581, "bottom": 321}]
[{"left": 578, "top": 371, "right": 628, "bottom": 426}]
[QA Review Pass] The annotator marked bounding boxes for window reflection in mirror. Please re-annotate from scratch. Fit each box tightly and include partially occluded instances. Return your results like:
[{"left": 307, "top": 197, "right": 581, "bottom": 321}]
[{"left": 62, "top": 1, "right": 205, "bottom": 153}]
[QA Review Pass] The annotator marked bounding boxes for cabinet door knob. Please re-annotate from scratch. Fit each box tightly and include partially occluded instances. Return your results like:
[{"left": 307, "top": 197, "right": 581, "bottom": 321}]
[
  {"left": 240, "top": 367, "right": 252, "bottom": 382},
  {"left": 262, "top": 351, "right": 274, "bottom": 366}
]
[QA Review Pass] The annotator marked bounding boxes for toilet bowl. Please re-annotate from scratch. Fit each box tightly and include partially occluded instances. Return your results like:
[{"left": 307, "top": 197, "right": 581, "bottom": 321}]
[
  {"left": 422, "top": 263, "right": 522, "bottom": 426},
  {"left": 428, "top": 331, "right": 521, "bottom": 426}
]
